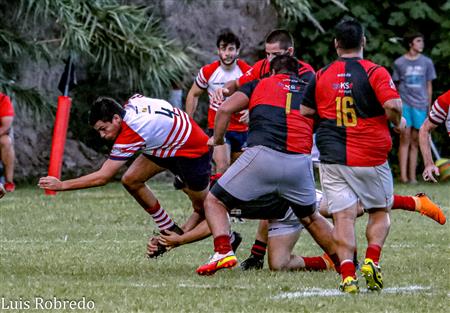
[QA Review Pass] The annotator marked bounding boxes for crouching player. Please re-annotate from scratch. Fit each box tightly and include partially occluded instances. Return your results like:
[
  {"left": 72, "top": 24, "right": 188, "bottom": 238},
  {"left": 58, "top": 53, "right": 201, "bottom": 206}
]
[{"left": 39, "top": 95, "right": 212, "bottom": 258}]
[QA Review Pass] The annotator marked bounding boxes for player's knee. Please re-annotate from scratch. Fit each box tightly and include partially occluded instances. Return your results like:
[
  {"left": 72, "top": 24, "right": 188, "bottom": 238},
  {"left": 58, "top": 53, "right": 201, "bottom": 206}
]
[
  {"left": 204, "top": 192, "right": 221, "bottom": 210},
  {"left": 268, "top": 256, "right": 288, "bottom": 271},
  {"left": 121, "top": 172, "right": 140, "bottom": 190}
]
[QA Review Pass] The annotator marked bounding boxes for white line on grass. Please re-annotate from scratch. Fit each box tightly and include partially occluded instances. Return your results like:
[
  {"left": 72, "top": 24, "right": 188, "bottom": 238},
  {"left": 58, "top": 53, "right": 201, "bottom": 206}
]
[
  {"left": 272, "top": 285, "right": 431, "bottom": 299},
  {"left": 0, "top": 240, "right": 142, "bottom": 244}
]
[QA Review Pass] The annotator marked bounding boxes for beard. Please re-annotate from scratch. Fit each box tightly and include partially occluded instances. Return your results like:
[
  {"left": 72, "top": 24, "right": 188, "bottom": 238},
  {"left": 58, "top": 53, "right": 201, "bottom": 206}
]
[{"left": 220, "top": 56, "right": 237, "bottom": 66}]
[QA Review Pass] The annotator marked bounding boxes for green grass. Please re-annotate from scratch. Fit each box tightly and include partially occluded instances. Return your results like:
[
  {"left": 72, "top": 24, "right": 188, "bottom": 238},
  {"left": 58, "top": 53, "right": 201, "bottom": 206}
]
[{"left": 1, "top": 181, "right": 449, "bottom": 312}]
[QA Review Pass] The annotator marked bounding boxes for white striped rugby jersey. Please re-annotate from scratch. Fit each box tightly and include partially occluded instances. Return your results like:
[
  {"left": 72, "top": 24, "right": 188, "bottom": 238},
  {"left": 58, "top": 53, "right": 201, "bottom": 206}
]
[
  {"left": 428, "top": 90, "right": 450, "bottom": 136},
  {"left": 110, "top": 94, "right": 209, "bottom": 160}
]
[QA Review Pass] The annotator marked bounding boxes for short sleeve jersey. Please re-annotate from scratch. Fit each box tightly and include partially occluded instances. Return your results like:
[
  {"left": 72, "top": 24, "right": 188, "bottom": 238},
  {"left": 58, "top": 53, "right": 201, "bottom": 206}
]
[
  {"left": 392, "top": 55, "right": 436, "bottom": 108},
  {"left": 195, "top": 59, "right": 251, "bottom": 132},
  {"left": 238, "top": 58, "right": 315, "bottom": 87},
  {"left": 239, "top": 73, "right": 313, "bottom": 154},
  {"left": 428, "top": 90, "right": 450, "bottom": 136},
  {"left": 303, "top": 58, "right": 400, "bottom": 166},
  {"left": 0, "top": 93, "right": 14, "bottom": 117},
  {"left": 110, "top": 94, "right": 209, "bottom": 161}
]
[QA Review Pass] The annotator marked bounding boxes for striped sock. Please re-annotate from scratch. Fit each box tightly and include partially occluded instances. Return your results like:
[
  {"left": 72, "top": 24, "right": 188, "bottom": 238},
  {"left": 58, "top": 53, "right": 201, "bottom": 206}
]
[
  {"left": 250, "top": 240, "right": 267, "bottom": 259},
  {"left": 146, "top": 202, "right": 174, "bottom": 231}
]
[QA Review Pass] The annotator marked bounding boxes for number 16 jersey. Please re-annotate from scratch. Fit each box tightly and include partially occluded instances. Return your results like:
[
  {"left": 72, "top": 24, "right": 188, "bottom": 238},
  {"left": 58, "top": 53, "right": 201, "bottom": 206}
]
[
  {"left": 302, "top": 58, "right": 400, "bottom": 166},
  {"left": 110, "top": 94, "right": 209, "bottom": 161}
]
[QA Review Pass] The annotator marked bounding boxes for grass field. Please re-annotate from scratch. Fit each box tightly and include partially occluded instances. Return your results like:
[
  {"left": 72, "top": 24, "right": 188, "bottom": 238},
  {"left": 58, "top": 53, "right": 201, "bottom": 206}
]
[{"left": 1, "top": 181, "right": 449, "bottom": 312}]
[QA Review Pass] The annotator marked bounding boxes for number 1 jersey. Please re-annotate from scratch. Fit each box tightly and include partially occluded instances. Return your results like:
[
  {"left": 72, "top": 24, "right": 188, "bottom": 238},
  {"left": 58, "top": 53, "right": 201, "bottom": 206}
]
[{"left": 110, "top": 95, "right": 209, "bottom": 160}]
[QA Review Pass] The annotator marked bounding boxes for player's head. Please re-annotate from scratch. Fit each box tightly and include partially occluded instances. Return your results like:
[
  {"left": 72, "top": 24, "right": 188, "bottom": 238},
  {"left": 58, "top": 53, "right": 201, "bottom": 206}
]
[
  {"left": 265, "top": 29, "right": 294, "bottom": 61},
  {"left": 270, "top": 55, "right": 299, "bottom": 75},
  {"left": 89, "top": 97, "right": 125, "bottom": 141},
  {"left": 334, "top": 18, "right": 365, "bottom": 52},
  {"left": 216, "top": 29, "right": 240, "bottom": 66},
  {"left": 403, "top": 31, "right": 424, "bottom": 53}
]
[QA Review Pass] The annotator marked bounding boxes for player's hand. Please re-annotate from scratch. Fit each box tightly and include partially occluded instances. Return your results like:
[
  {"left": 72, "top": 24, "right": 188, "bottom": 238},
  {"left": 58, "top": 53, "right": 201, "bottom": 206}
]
[
  {"left": 207, "top": 136, "right": 224, "bottom": 146},
  {"left": 146, "top": 236, "right": 160, "bottom": 257},
  {"left": 38, "top": 176, "right": 63, "bottom": 190},
  {"left": 159, "top": 230, "right": 182, "bottom": 248},
  {"left": 422, "top": 164, "right": 440, "bottom": 183},
  {"left": 393, "top": 117, "right": 407, "bottom": 134},
  {"left": 212, "top": 87, "right": 229, "bottom": 103},
  {"left": 239, "top": 109, "right": 249, "bottom": 124}
]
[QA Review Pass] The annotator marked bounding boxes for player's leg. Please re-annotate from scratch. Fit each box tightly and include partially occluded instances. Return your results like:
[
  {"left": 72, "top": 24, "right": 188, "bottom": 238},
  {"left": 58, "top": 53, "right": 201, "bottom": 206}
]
[
  {"left": 399, "top": 103, "right": 412, "bottom": 183},
  {"left": 392, "top": 193, "right": 446, "bottom": 224},
  {"left": 268, "top": 231, "right": 300, "bottom": 271},
  {"left": 0, "top": 133, "right": 15, "bottom": 191},
  {"left": 212, "top": 144, "right": 230, "bottom": 174},
  {"left": 408, "top": 128, "right": 419, "bottom": 183},
  {"left": 241, "top": 220, "right": 268, "bottom": 270}
]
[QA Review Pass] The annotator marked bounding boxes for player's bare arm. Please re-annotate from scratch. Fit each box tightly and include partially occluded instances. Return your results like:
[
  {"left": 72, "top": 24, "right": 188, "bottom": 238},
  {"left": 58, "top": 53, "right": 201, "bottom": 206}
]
[
  {"left": 211, "top": 80, "right": 237, "bottom": 103},
  {"left": 419, "top": 119, "right": 440, "bottom": 182},
  {"left": 212, "top": 91, "right": 249, "bottom": 145},
  {"left": 383, "top": 98, "right": 405, "bottom": 132},
  {"left": 0, "top": 116, "right": 13, "bottom": 136},
  {"left": 185, "top": 83, "right": 204, "bottom": 117},
  {"left": 38, "top": 158, "right": 126, "bottom": 191}
]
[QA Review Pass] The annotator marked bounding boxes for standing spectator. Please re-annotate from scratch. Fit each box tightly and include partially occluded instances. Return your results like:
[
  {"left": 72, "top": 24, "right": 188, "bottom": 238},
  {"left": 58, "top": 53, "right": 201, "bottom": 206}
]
[
  {"left": 301, "top": 19, "right": 405, "bottom": 293},
  {"left": 0, "top": 92, "right": 15, "bottom": 192},
  {"left": 393, "top": 32, "right": 436, "bottom": 183}
]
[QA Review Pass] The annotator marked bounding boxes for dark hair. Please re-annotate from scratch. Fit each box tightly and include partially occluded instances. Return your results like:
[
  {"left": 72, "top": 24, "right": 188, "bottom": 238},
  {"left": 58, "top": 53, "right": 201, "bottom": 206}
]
[
  {"left": 270, "top": 55, "right": 299, "bottom": 74},
  {"left": 89, "top": 97, "right": 125, "bottom": 126},
  {"left": 265, "top": 29, "right": 293, "bottom": 50},
  {"left": 334, "top": 18, "right": 364, "bottom": 50},
  {"left": 403, "top": 31, "right": 424, "bottom": 49},
  {"left": 216, "top": 29, "right": 240, "bottom": 49}
]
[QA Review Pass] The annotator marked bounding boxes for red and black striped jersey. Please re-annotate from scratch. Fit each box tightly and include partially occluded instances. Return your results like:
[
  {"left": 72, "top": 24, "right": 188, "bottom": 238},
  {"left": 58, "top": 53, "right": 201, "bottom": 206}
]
[
  {"left": 302, "top": 57, "right": 400, "bottom": 166},
  {"left": 238, "top": 58, "right": 315, "bottom": 87},
  {"left": 239, "top": 73, "right": 313, "bottom": 154}
]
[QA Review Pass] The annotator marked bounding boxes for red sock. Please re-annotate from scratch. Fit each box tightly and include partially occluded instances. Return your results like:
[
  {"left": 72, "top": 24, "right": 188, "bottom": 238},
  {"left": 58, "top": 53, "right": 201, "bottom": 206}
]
[
  {"left": 365, "top": 244, "right": 382, "bottom": 265},
  {"left": 303, "top": 256, "right": 328, "bottom": 271},
  {"left": 340, "top": 260, "right": 356, "bottom": 280},
  {"left": 145, "top": 202, "right": 174, "bottom": 231},
  {"left": 214, "top": 235, "right": 232, "bottom": 254},
  {"left": 393, "top": 194, "right": 416, "bottom": 211},
  {"left": 250, "top": 240, "right": 267, "bottom": 259}
]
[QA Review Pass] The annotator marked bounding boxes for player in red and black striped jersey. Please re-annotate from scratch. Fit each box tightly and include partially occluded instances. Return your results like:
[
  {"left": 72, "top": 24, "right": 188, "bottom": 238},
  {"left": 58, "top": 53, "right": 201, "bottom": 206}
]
[
  {"left": 196, "top": 55, "right": 336, "bottom": 276},
  {"left": 301, "top": 19, "right": 405, "bottom": 293},
  {"left": 212, "top": 29, "right": 315, "bottom": 104}
]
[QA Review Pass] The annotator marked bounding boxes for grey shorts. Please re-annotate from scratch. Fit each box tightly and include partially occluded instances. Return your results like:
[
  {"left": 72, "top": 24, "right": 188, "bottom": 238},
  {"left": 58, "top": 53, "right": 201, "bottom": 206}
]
[
  {"left": 320, "top": 161, "right": 394, "bottom": 214},
  {"left": 216, "top": 145, "right": 316, "bottom": 207},
  {"left": 268, "top": 190, "right": 324, "bottom": 238}
]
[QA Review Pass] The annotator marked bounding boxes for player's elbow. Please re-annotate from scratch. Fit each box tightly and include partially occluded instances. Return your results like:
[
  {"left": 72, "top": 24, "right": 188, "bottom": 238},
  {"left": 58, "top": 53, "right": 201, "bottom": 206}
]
[{"left": 300, "top": 105, "right": 315, "bottom": 117}]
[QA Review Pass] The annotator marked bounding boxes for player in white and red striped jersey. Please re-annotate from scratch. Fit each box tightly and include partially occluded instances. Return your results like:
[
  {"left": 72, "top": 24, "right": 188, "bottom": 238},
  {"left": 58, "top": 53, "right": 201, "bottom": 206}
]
[
  {"left": 186, "top": 30, "right": 251, "bottom": 178},
  {"left": 39, "top": 95, "right": 212, "bottom": 258},
  {"left": 419, "top": 90, "right": 450, "bottom": 182}
]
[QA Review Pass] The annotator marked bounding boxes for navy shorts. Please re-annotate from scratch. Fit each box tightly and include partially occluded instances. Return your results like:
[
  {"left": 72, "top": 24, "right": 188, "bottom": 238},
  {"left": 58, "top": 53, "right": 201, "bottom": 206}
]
[
  {"left": 144, "top": 151, "right": 212, "bottom": 191},
  {"left": 208, "top": 129, "right": 247, "bottom": 152}
]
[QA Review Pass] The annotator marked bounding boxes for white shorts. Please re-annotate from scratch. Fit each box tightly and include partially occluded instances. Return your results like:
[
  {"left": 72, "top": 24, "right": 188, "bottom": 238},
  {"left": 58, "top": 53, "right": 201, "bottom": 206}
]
[{"left": 320, "top": 161, "right": 393, "bottom": 214}]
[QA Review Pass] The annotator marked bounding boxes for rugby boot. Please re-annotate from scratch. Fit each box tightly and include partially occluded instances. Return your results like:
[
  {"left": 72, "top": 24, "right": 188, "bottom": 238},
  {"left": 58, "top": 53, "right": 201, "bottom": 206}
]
[
  {"left": 415, "top": 193, "right": 446, "bottom": 225},
  {"left": 147, "top": 223, "right": 184, "bottom": 259},
  {"left": 196, "top": 251, "right": 238, "bottom": 275},
  {"left": 361, "top": 258, "right": 383, "bottom": 291},
  {"left": 339, "top": 276, "right": 359, "bottom": 294},
  {"left": 230, "top": 231, "right": 242, "bottom": 253},
  {"left": 240, "top": 254, "right": 264, "bottom": 270}
]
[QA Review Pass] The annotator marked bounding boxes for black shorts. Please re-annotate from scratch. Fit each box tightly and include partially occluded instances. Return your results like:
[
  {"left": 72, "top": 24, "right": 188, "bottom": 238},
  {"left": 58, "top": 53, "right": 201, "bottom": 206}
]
[
  {"left": 208, "top": 129, "right": 247, "bottom": 153},
  {"left": 210, "top": 183, "right": 290, "bottom": 220},
  {"left": 144, "top": 151, "right": 212, "bottom": 191}
]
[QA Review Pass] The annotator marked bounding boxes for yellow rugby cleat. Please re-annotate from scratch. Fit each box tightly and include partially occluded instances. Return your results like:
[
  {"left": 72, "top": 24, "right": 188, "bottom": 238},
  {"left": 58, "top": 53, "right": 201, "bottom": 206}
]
[
  {"left": 361, "top": 258, "right": 383, "bottom": 291},
  {"left": 196, "top": 251, "right": 238, "bottom": 276}
]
